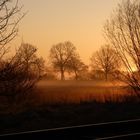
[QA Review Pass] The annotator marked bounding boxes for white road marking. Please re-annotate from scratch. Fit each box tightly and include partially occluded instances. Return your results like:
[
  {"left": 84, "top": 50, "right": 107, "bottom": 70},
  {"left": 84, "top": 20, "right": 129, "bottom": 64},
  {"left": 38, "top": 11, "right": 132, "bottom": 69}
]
[{"left": 0, "top": 118, "right": 140, "bottom": 137}]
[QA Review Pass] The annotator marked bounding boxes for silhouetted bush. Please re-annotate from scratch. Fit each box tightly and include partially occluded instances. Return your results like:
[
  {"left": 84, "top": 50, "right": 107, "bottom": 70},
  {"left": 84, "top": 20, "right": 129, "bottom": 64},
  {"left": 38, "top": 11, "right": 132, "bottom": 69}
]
[{"left": 0, "top": 43, "right": 44, "bottom": 105}]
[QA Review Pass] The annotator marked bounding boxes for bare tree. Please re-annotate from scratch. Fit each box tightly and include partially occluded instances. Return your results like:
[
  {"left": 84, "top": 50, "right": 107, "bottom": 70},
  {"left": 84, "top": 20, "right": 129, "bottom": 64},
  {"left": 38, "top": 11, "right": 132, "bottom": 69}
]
[
  {"left": 0, "top": 43, "right": 45, "bottom": 101},
  {"left": 34, "top": 57, "right": 45, "bottom": 78},
  {"left": 67, "top": 54, "right": 88, "bottom": 80},
  {"left": 104, "top": 0, "right": 140, "bottom": 96},
  {"left": 89, "top": 69, "right": 105, "bottom": 80},
  {"left": 90, "top": 45, "right": 120, "bottom": 81},
  {"left": 13, "top": 43, "right": 45, "bottom": 78},
  {"left": 0, "top": 0, "right": 25, "bottom": 60},
  {"left": 50, "top": 41, "right": 76, "bottom": 80}
]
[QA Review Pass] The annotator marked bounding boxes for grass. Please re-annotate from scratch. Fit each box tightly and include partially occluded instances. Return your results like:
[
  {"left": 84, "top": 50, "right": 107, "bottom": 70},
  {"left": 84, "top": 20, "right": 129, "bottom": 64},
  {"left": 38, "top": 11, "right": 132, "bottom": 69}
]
[
  {"left": 34, "top": 80, "right": 131, "bottom": 104},
  {"left": 0, "top": 80, "right": 140, "bottom": 135}
]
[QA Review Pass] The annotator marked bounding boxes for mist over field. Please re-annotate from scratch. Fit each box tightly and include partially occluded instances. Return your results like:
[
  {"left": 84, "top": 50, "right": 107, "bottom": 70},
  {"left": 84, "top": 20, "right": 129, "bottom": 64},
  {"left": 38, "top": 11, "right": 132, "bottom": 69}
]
[{"left": 34, "top": 80, "right": 129, "bottom": 104}]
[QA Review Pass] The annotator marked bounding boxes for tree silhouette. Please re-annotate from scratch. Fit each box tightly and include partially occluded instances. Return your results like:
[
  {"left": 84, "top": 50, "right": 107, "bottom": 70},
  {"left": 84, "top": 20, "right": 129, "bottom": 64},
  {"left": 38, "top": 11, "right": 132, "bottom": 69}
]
[
  {"left": 50, "top": 41, "right": 76, "bottom": 80},
  {"left": 104, "top": 0, "right": 140, "bottom": 96},
  {"left": 67, "top": 54, "right": 88, "bottom": 80},
  {"left": 0, "top": 43, "right": 45, "bottom": 101},
  {"left": 0, "top": 0, "right": 25, "bottom": 60},
  {"left": 91, "top": 45, "right": 120, "bottom": 81}
]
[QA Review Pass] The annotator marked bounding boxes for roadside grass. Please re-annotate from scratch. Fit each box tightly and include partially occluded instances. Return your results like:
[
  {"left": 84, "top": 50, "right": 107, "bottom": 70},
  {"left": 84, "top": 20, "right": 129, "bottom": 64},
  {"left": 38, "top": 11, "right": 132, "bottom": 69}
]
[{"left": 0, "top": 80, "right": 140, "bottom": 135}]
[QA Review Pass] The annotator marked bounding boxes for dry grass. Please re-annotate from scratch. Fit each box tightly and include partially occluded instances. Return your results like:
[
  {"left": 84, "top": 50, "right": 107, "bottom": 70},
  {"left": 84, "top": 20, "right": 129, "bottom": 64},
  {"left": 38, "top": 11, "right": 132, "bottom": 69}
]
[
  {"left": 32, "top": 80, "right": 133, "bottom": 105},
  {"left": 0, "top": 80, "right": 140, "bottom": 135},
  {"left": 0, "top": 80, "right": 137, "bottom": 114}
]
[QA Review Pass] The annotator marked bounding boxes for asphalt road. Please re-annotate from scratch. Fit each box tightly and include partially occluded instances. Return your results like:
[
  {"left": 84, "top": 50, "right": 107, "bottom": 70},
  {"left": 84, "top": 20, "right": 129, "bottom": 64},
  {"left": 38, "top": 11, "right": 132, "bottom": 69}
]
[{"left": 1, "top": 119, "right": 140, "bottom": 139}]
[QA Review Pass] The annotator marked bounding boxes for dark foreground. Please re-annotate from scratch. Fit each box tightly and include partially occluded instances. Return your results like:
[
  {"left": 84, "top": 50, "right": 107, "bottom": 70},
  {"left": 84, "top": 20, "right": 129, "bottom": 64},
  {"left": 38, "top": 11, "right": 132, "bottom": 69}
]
[
  {"left": 1, "top": 119, "right": 140, "bottom": 139},
  {"left": 0, "top": 80, "right": 140, "bottom": 137},
  {"left": 1, "top": 101, "right": 140, "bottom": 136}
]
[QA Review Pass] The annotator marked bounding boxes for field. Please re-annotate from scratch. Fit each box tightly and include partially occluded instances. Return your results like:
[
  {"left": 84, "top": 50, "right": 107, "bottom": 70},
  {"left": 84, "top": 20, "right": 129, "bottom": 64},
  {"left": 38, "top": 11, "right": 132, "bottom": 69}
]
[
  {"left": 34, "top": 80, "right": 130, "bottom": 105},
  {"left": 0, "top": 80, "right": 140, "bottom": 135}
]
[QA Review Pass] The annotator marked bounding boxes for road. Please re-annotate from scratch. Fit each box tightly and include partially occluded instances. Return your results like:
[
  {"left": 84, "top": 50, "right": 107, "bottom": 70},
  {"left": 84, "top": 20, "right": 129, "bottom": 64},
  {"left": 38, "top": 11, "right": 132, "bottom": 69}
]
[{"left": 1, "top": 119, "right": 140, "bottom": 139}]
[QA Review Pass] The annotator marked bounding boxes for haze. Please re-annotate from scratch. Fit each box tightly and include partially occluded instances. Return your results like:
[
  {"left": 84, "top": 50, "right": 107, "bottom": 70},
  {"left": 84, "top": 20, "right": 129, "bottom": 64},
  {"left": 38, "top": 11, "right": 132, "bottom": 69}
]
[{"left": 14, "top": 0, "right": 120, "bottom": 64}]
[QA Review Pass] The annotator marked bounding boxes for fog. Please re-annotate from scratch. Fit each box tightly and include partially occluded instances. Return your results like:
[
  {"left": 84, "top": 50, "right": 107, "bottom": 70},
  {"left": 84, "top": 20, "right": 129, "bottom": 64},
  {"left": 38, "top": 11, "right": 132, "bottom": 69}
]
[
  {"left": 35, "top": 80, "right": 129, "bottom": 104},
  {"left": 37, "top": 80, "right": 126, "bottom": 88}
]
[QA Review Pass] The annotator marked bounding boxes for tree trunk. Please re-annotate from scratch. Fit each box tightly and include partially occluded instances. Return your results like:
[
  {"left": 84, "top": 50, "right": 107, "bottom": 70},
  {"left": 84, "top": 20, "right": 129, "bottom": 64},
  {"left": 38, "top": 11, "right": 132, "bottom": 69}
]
[
  {"left": 74, "top": 70, "right": 78, "bottom": 80},
  {"left": 60, "top": 68, "right": 65, "bottom": 80},
  {"left": 105, "top": 72, "right": 108, "bottom": 81}
]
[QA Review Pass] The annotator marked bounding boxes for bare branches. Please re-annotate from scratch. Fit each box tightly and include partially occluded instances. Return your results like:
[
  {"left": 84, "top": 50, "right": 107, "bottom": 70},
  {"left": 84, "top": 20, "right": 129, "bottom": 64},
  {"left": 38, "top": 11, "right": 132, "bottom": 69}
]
[
  {"left": 0, "top": 0, "right": 25, "bottom": 60},
  {"left": 66, "top": 53, "right": 88, "bottom": 80},
  {"left": 104, "top": 0, "right": 140, "bottom": 96},
  {"left": 50, "top": 41, "right": 77, "bottom": 80},
  {"left": 0, "top": 43, "right": 45, "bottom": 100},
  {"left": 91, "top": 45, "right": 121, "bottom": 81}
]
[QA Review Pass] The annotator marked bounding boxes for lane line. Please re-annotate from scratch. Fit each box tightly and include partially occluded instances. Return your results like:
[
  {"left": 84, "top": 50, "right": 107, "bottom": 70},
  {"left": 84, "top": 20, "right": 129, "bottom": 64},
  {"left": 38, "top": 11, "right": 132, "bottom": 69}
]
[
  {"left": 96, "top": 132, "right": 140, "bottom": 140},
  {"left": 0, "top": 118, "right": 140, "bottom": 137}
]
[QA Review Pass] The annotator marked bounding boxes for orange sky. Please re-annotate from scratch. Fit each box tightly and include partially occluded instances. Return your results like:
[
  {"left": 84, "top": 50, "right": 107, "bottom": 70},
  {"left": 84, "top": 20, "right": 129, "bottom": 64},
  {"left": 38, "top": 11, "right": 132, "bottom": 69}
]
[{"left": 10, "top": 0, "right": 121, "bottom": 64}]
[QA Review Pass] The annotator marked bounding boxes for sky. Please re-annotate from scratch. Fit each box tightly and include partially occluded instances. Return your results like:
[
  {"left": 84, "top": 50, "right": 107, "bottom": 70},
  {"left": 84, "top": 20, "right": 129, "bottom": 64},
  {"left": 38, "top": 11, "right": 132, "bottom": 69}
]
[{"left": 12, "top": 0, "right": 121, "bottom": 64}]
